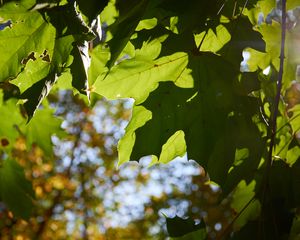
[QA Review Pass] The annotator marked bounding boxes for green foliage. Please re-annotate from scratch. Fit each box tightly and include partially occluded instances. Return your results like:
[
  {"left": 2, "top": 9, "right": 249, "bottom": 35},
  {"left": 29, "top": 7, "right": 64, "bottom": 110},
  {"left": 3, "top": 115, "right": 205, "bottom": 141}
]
[
  {"left": 24, "top": 107, "right": 66, "bottom": 155},
  {"left": 0, "top": 158, "right": 34, "bottom": 219},
  {"left": 1, "top": 0, "right": 300, "bottom": 238}
]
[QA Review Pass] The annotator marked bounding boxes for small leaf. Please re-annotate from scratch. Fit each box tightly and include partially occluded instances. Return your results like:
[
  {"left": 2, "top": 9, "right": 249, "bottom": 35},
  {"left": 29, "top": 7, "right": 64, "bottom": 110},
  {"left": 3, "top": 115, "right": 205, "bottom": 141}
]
[
  {"left": 284, "top": 81, "right": 300, "bottom": 110},
  {"left": 230, "top": 180, "right": 261, "bottom": 231},
  {"left": 194, "top": 24, "right": 231, "bottom": 53}
]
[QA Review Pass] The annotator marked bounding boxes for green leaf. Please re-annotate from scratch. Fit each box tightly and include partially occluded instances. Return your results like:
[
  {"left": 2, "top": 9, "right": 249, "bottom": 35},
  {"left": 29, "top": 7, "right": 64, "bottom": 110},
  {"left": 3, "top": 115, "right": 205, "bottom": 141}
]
[
  {"left": 0, "top": 158, "right": 34, "bottom": 219},
  {"left": 157, "top": 130, "right": 186, "bottom": 164},
  {"left": 230, "top": 180, "right": 261, "bottom": 231},
  {"left": 244, "top": 48, "right": 270, "bottom": 72},
  {"left": 118, "top": 105, "right": 152, "bottom": 166},
  {"left": 0, "top": 3, "right": 55, "bottom": 82},
  {"left": 194, "top": 24, "right": 231, "bottom": 53},
  {"left": 286, "top": 146, "right": 300, "bottom": 166},
  {"left": 93, "top": 43, "right": 191, "bottom": 104},
  {"left": 88, "top": 44, "right": 110, "bottom": 86},
  {"left": 124, "top": 82, "right": 197, "bottom": 163},
  {"left": 17, "top": 34, "right": 74, "bottom": 118},
  {"left": 0, "top": 0, "right": 36, "bottom": 21},
  {"left": 11, "top": 57, "right": 51, "bottom": 94},
  {"left": 106, "top": 0, "right": 149, "bottom": 68},
  {"left": 120, "top": 55, "right": 232, "bottom": 166},
  {"left": 136, "top": 18, "right": 157, "bottom": 31},
  {"left": 77, "top": 0, "right": 108, "bottom": 24},
  {"left": 20, "top": 72, "right": 57, "bottom": 120},
  {"left": 70, "top": 42, "right": 90, "bottom": 95},
  {"left": 117, "top": 52, "right": 264, "bottom": 193}
]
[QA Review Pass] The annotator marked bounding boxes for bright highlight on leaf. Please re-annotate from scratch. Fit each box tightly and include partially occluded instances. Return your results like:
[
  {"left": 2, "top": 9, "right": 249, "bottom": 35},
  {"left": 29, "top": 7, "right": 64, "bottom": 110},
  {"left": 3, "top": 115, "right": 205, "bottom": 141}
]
[
  {"left": 92, "top": 48, "right": 191, "bottom": 104},
  {"left": 194, "top": 24, "right": 231, "bottom": 53}
]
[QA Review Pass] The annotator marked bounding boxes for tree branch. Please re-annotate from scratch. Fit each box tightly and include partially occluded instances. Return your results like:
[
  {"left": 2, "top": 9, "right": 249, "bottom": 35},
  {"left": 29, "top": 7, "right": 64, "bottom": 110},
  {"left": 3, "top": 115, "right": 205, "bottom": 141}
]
[
  {"left": 260, "top": 0, "right": 287, "bottom": 235},
  {"left": 263, "top": 0, "right": 287, "bottom": 195}
]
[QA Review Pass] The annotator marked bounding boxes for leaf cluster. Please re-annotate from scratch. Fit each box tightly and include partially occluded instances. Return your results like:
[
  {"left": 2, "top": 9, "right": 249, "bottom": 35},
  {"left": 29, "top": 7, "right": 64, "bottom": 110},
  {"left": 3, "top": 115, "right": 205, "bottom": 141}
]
[{"left": 1, "top": 0, "right": 300, "bottom": 238}]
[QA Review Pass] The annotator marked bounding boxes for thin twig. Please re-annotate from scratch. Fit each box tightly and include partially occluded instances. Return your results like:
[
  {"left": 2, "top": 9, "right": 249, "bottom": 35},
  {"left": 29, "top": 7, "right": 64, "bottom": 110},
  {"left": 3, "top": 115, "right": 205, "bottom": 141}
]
[{"left": 263, "top": 0, "right": 287, "bottom": 195}]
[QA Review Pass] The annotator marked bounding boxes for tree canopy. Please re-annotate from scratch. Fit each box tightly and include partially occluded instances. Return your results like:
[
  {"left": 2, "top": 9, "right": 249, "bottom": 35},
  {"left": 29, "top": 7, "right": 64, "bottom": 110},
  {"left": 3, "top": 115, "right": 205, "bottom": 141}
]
[{"left": 1, "top": 0, "right": 300, "bottom": 238}]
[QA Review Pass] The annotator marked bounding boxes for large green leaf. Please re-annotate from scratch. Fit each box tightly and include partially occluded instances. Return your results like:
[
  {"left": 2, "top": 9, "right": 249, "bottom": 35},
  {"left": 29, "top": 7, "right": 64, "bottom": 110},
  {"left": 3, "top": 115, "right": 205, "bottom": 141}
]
[
  {"left": 0, "top": 158, "right": 34, "bottom": 219},
  {"left": 0, "top": 2, "right": 55, "bottom": 82},
  {"left": 92, "top": 40, "right": 192, "bottom": 104},
  {"left": 0, "top": 1, "right": 97, "bottom": 118},
  {"left": 118, "top": 53, "right": 264, "bottom": 192}
]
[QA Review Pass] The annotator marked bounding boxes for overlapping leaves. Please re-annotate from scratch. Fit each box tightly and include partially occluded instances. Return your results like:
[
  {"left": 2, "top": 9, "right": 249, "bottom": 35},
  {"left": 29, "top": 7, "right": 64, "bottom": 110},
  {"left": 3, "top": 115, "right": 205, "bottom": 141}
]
[
  {"left": 0, "top": 0, "right": 98, "bottom": 118},
  {"left": 1, "top": 0, "right": 300, "bottom": 238}
]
